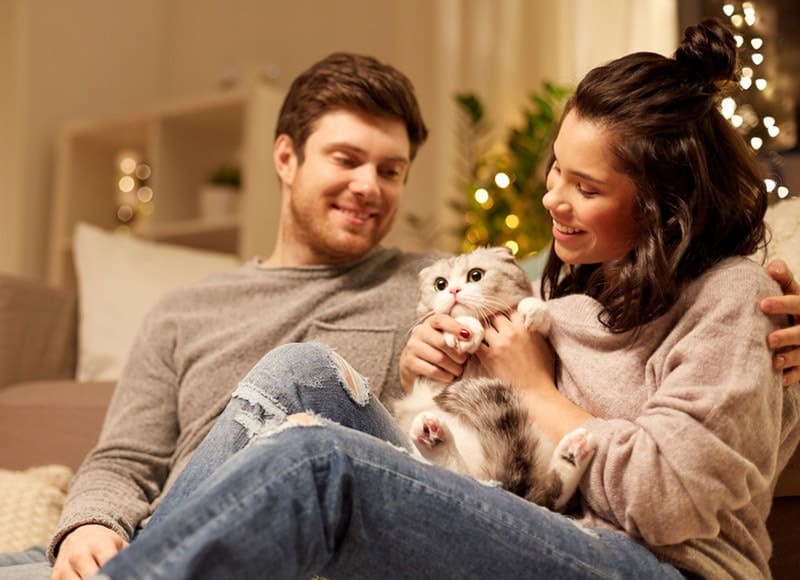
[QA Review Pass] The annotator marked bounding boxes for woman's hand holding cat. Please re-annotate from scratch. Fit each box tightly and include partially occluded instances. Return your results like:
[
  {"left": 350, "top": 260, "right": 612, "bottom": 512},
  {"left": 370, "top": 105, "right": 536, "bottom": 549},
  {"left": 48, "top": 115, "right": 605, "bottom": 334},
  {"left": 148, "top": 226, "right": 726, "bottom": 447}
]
[
  {"left": 477, "top": 311, "right": 593, "bottom": 442},
  {"left": 399, "top": 314, "right": 471, "bottom": 392}
]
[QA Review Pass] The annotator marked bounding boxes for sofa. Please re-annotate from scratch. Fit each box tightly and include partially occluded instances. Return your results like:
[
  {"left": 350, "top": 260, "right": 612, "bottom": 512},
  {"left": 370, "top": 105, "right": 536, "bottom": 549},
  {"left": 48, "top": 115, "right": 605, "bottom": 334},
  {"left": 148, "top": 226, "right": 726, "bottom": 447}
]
[{"left": 1, "top": 269, "right": 798, "bottom": 578}]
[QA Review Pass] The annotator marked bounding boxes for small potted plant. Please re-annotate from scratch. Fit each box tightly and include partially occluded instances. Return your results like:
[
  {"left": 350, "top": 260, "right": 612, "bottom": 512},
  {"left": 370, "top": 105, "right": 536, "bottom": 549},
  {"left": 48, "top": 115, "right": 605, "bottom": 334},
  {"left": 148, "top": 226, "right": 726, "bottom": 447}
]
[{"left": 199, "top": 164, "right": 241, "bottom": 220}]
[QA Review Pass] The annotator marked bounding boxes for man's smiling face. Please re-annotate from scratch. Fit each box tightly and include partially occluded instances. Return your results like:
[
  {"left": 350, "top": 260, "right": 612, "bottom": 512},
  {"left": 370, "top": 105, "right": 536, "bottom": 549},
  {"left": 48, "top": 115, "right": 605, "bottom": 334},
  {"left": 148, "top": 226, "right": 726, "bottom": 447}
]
[{"left": 275, "top": 108, "right": 411, "bottom": 266}]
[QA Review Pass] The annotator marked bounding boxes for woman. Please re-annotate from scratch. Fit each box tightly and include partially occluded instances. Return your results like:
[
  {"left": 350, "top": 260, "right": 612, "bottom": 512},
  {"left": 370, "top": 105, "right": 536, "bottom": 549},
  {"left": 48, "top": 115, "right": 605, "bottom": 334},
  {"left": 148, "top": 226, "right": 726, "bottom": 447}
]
[{"left": 96, "top": 19, "right": 798, "bottom": 579}]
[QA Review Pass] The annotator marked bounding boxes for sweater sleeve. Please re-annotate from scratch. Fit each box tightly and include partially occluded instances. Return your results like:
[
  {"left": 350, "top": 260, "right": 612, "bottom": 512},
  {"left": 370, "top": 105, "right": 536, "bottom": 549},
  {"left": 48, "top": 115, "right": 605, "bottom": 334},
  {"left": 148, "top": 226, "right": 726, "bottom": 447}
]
[
  {"left": 48, "top": 300, "right": 181, "bottom": 560},
  {"left": 579, "top": 264, "right": 789, "bottom": 546}
]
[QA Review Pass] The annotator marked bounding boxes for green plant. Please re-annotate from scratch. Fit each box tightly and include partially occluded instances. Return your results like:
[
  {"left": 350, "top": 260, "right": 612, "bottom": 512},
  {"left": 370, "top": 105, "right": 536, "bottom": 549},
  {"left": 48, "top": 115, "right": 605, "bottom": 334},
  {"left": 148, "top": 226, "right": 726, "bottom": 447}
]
[
  {"left": 209, "top": 164, "right": 241, "bottom": 189},
  {"left": 455, "top": 82, "right": 572, "bottom": 257}
]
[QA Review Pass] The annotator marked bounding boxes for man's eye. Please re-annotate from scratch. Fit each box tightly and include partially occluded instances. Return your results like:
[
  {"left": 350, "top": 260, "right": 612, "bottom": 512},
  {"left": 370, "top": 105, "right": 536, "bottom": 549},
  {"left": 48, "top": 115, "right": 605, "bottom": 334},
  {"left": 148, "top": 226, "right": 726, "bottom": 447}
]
[
  {"left": 467, "top": 268, "right": 484, "bottom": 282},
  {"left": 434, "top": 277, "right": 448, "bottom": 291},
  {"left": 335, "top": 155, "right": 357, "bottom": 167}
]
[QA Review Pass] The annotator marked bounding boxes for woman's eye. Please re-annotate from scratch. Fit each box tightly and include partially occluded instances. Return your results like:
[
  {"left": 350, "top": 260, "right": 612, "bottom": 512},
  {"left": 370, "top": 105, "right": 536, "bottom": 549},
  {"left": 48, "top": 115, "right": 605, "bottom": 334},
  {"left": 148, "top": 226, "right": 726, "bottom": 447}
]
[
  {"left": 577, "top": 185, "right": 598, "bottom": 197},
  {"left": 380, "top": 167, "right": 403, "bottom": 180},
  {"left": 434, "top": 277, "right": 448, "bottom": 291},
  {"left": 467, "top": 268, "right": 484, "bottom": 282}
]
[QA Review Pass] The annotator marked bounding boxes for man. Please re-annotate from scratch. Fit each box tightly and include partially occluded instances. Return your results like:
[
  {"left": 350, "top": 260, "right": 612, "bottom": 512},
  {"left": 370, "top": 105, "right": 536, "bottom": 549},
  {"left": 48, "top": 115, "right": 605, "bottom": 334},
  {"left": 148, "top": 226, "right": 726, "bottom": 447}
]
[
  {"left": 1, "top": 51, "right": 798, "bottom": 580},
  {"left": 48, "top": 52, "right": 435, "bottom": 580}
]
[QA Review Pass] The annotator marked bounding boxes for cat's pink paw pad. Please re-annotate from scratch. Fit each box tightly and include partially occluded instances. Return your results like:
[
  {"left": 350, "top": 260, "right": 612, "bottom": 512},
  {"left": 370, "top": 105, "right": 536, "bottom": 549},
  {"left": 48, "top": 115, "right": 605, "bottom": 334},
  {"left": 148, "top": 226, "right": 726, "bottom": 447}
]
[
  {"left": 417, "top": 416, "right": 446, "bottom": 447},
  {"left": 556, "top": 428, "right": 596, "bottom": 467}
]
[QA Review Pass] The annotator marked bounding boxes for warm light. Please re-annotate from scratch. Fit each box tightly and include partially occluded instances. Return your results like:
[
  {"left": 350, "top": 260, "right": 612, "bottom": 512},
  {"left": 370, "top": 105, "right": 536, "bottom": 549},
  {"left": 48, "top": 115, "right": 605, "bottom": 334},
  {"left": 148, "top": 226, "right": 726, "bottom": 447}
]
[
  {"left": 723, "top": 3, "right": 735, "bottom": 16},
  {"left": 135, "top": 163, "right": 152, "bottom": 180},
  {"left": 137, "top": 186, "right": 154, "bottom": 203},
  {"left": 741, "top": 67, "right": 753, "bottom": 78},
  {"left": 116, "top": 204, "right": 134, "bottom": 222},
  {"left": 750, "top": 136, "right": 763, "bottom": 150},
  {"left": 118, "top": 176, "right": 135, "bottom": 193},
  {"left": 504, "top": 240, "right": 519, "bottom": 255},
  {"left": 505, "top": 214, "right": 520, "bottom": 229},
  {"left": 751, "top": 37, "right": 764, "bottom": 50},
  {"left": 740, "top": 77, "right": 753, "bottom": 90},
  {"left": 731, "top": 14, "right": 744, "bottom": 27},
  {"left": 764, "top": 178, "right": 777, "bottom": 193},
  {"left": 734, "top": 35, "right": 744, "bottom": 47},
  {"left": 474, "top": 188, "right": 489, "bottom": 204},
  {"left": 755, "top": 78, "right": 767, "bottom": 91},
  {"left": 721, "top": 97, "right": 736, "bottom": 119},
  {"left": 768, "top": 125, "right": 781, "bottom": 138},
  {"left": 777, "top": 186, "right": 790, "bottom": 199},
  {"left": 731, "top": 114, "right": 744, "bottom": 128},
  {"left": 494, "top": 172, "right": 511, "bottom": 189},
  {"left": 763, "top": 116, "right": 776, "bottom": 127},
  {"left": 119, "top": 157, "right": 137, "bottom": 174},
  {"left": 751, "top": 53, "right": 764, "bottom": 65}
]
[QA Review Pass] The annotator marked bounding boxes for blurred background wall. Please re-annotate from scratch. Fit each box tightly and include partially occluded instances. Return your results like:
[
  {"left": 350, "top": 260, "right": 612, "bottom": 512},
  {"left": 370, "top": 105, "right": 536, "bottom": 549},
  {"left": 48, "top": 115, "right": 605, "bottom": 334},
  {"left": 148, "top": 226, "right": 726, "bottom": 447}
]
[{"left": 0, "top": 0, "right": 679, "bottom": 281}]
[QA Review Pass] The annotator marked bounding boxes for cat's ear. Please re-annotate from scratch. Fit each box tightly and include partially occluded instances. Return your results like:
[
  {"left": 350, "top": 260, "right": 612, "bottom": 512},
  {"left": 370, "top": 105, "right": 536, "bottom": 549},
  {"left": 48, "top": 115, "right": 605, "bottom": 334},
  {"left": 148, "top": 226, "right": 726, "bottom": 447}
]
[
  {"left": 418, "top": 264, "right": 434, "bottom": 282},
  {"left": 489, "top": 246, "right": 516, "bottom": 263}
]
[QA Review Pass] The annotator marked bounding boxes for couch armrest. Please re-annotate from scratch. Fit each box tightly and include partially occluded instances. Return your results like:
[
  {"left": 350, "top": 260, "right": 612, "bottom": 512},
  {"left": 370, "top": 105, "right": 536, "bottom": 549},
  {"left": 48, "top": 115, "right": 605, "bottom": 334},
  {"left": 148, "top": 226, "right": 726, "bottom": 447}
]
[
  {"left": 0, "top": 275, "right": 77, "bottom": 389},
  {"left": 0, "top": 379, "right": 114, "bottom": 470}
]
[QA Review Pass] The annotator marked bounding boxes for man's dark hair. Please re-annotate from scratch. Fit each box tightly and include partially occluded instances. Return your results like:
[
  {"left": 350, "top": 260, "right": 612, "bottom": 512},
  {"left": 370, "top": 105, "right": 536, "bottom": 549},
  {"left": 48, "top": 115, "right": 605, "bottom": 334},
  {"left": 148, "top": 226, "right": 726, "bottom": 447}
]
[{"left": 275, "top": 52, "right": 428, "bottom": 161}]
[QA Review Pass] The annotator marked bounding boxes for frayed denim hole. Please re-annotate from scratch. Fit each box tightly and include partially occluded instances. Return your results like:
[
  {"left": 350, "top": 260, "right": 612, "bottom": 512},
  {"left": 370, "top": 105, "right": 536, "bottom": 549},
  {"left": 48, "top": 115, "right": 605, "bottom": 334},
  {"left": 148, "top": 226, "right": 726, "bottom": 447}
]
[
  {"left": 328, "top": 350, "right": 371, "bottom": 406},
  {"left": 233, "top": 382, "right": 290, "bottom": 438}
]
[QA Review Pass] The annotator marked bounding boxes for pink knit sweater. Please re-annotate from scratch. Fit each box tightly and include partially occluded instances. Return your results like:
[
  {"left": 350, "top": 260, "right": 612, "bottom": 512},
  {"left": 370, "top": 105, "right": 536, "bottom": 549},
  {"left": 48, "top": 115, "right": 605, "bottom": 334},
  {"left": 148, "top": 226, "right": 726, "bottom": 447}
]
[{"left": 547, "top": 257, "right": 800, "bottom": 579}]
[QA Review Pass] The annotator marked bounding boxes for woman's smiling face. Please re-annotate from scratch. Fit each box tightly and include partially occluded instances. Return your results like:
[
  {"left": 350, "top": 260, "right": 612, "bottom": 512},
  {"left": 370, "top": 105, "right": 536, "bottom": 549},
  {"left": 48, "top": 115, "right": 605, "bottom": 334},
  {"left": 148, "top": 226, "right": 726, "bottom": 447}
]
[{"left": 542, "top": 110, "right": 641, "bottom": 266}]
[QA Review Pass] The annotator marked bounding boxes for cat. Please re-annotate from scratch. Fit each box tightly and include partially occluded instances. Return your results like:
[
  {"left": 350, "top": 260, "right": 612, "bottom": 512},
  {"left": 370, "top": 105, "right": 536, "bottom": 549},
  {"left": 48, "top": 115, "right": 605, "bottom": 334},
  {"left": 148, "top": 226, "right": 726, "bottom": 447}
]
[{"left": 392, "top": 246, "right": 596, "bottom": 511}]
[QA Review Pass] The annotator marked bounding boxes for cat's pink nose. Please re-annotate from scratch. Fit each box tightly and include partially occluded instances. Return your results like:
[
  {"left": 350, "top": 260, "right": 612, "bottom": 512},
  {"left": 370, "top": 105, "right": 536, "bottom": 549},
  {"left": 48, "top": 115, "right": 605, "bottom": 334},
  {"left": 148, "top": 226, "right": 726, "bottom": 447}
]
[{"left": 450, "top": 287, "right": 460, "bottom": 295}]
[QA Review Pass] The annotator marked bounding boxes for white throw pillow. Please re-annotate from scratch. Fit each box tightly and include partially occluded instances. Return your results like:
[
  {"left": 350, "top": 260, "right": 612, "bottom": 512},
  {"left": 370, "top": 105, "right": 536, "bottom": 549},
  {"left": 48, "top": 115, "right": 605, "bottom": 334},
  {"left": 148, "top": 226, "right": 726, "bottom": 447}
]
[{"left": 73, "top": 223, "right": 241, "bottom": 381}]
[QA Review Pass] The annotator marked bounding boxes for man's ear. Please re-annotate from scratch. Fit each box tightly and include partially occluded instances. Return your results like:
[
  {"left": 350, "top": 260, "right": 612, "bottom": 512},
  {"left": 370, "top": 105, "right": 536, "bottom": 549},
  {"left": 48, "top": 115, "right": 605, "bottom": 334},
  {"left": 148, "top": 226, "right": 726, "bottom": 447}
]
[{"left": 274, "top": 134, "right": 297, "bottom": 186}]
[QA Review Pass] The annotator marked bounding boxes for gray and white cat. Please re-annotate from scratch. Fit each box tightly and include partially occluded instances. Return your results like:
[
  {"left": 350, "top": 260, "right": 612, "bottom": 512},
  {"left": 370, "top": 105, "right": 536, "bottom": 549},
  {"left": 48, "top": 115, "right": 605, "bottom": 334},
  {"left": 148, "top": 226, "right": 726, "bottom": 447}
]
[{"left": 392, "top": 247, "right": 595, "bottom": 511}]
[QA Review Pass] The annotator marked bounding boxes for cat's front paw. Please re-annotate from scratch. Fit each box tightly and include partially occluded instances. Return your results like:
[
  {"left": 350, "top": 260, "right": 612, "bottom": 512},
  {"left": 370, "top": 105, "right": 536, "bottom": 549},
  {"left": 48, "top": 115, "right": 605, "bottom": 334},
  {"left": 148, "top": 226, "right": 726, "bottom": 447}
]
[
  {"left": 517, "top": 297, "right": 551, "bottom": 335},
  {"left": 411, "top": 413, "right": 449, "bottom": 448},
  {"left": 554, "top": 427, "right": 596, "bottom": 469},
  {"left": 443, "top": 316, "right": 484, "bottom": 354}
]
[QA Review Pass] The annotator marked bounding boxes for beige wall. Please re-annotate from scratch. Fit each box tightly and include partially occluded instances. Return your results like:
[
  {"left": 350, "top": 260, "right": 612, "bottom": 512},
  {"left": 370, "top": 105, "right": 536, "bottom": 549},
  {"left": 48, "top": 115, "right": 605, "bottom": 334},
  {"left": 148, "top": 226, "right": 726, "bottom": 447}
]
[
  {"left": 0, "top": 0, "right": 25, "bottom": 275},
  {"left": 1, "top": 0, "right": 677, "bottom": 281}
]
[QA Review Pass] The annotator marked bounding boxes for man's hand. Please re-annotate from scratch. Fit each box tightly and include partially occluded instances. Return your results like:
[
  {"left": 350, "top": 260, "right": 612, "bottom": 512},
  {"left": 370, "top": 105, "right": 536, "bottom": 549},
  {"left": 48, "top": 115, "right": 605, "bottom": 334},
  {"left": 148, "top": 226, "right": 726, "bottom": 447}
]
[
  {"left": 762, "top": 259, "right": 800, "bottom": 386},
  {"left": 51, "top": 524, "right": 127, "bottom": 580},
  {"left": 399, "top": 314, "right": 470, "bottom": 392}
]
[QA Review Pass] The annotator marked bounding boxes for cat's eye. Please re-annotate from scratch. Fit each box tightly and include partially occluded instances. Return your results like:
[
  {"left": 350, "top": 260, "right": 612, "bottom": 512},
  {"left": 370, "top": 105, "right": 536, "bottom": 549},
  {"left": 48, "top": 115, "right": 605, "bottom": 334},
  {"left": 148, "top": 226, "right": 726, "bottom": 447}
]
[
  {"left": 467, "top": 268, "right": 484, "bottom": 283},
  {"left": 434, "top": 277, "right": 448, "bottom": 291}
]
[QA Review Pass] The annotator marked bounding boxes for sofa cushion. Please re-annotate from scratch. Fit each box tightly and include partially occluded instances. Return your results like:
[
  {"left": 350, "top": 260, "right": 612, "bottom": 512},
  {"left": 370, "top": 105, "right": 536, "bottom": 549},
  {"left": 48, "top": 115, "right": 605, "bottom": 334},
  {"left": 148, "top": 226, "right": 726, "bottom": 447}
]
[
  {"left": 73, "top": 222, "right": 240, "bottom": 382},
  {"left": 0, "top": 274, "right": 76, "bottom": 389},
  {"left": 0, "top": 380, "right": 115, "bottom": 471},
  {"left": 0, "top": 465, "right": 73, "bottom": 552}
]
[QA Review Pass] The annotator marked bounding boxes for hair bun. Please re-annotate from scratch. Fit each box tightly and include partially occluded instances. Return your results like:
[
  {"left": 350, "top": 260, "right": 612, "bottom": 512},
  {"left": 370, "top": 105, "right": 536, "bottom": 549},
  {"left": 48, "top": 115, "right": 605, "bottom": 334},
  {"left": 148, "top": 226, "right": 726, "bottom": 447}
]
[{"left": 674, "top": 18, "right": 738, "bottom": 88}]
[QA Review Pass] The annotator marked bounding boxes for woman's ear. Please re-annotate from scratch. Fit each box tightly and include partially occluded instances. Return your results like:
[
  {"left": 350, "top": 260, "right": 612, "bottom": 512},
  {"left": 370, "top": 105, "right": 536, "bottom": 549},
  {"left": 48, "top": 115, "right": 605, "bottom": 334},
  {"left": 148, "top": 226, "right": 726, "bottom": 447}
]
[{"left": 273, "top": 134, "right": 297, "bottom": 186}]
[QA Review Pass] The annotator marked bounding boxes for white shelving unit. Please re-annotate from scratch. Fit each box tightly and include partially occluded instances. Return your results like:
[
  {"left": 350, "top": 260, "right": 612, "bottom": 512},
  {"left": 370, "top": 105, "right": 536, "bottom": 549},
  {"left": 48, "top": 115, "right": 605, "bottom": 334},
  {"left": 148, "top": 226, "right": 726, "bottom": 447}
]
[{"left": 48, "top": 84, "right": 285, "bottom": 288}]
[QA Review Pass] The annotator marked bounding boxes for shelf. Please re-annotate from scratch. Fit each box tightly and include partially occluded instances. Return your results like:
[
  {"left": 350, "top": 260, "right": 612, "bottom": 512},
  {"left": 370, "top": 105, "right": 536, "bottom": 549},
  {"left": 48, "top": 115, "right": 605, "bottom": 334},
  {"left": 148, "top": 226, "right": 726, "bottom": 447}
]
[{"left": 48, "top": 85, "right": 285, "bottom": 287}]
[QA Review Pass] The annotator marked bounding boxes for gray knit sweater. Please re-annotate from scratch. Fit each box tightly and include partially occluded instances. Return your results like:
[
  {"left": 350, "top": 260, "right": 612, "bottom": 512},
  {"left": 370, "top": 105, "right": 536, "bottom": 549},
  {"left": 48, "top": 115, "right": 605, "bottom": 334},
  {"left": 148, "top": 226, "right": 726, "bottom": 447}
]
[
  {"left": 548, "top": 258, "right": 800, "bottom": 579},
  {"left": 50, "top": 247, "right": 438, "bottom": 557}
]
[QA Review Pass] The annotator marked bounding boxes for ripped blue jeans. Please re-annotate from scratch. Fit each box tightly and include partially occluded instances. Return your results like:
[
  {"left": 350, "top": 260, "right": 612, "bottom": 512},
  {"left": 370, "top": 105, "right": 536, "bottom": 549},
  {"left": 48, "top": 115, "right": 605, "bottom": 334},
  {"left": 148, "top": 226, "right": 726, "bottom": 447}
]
[
  {"left": 143, "top": 341, "right": 411, "bottom": 529},
  {"left": 98, "top": 342, "right": 687, "bottom": 580}
]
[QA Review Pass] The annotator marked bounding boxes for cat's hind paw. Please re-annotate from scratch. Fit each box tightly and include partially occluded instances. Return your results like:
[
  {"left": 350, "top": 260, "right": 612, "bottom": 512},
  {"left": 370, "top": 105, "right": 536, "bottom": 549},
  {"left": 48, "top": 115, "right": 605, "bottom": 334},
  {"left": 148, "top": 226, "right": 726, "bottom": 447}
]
[
  {"left": 411, "top": 413, "right": 449, "bottom": 448},
  {"left": 517, "top": 297, "right": 551, "bottom": 335},
  {"left": 554, "top": 427, "right": 596, "bottom": 469},
  {"left": 443, "top": 316, "right": 484, "bottom": 353}
]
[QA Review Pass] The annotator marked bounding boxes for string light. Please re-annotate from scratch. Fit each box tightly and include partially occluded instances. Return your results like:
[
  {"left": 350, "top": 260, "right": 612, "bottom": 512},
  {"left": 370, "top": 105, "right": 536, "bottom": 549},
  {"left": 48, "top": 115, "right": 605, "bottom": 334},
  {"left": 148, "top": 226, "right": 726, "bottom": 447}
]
[
  {"left": 494, "top": 172, "right": 511, "bottom": 189},
  {"left": 717, "top": 1, "right": 793, "bottom": 202}
]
